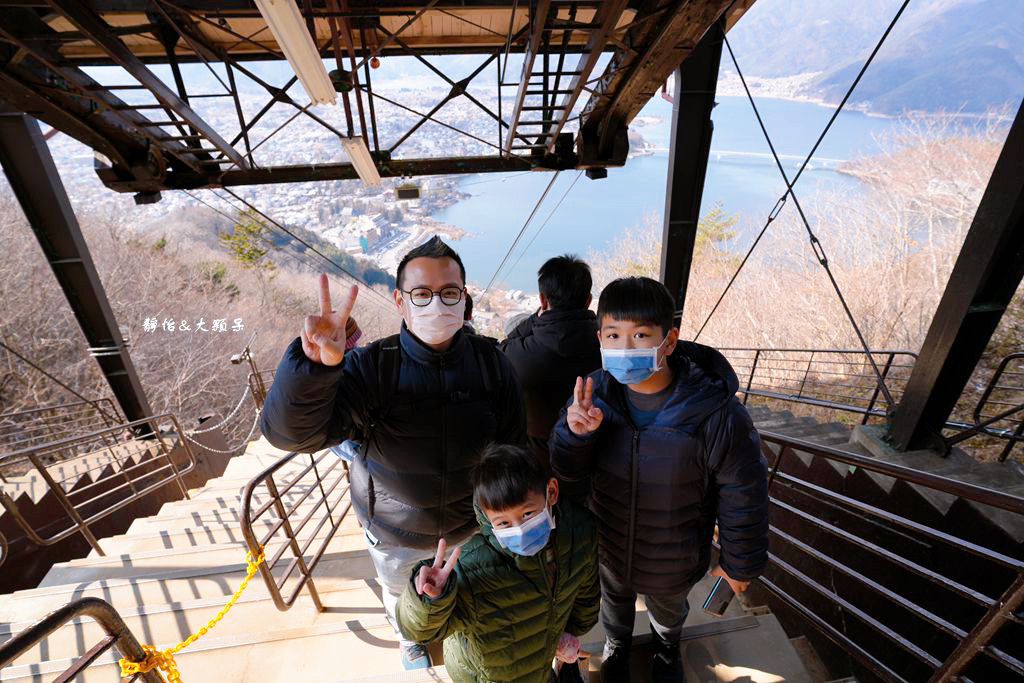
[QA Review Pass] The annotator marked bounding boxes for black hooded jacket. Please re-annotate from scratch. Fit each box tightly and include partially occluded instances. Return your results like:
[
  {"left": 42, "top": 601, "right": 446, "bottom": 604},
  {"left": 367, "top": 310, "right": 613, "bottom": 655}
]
[
  {"left": 499, "top": 309, "right": 601, "bottom": 454},
  {"left": 259, "top": 324, "right": 527, "bottom": 550},
  {"left": 549, "top": 341, "right": 769, "bottom": 595}
]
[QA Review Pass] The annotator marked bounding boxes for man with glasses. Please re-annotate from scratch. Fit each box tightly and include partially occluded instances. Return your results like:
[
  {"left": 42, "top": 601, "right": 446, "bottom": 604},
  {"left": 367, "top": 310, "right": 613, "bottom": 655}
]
[{"left": 259, "top": 236, "right": 526, "bottom": 670}]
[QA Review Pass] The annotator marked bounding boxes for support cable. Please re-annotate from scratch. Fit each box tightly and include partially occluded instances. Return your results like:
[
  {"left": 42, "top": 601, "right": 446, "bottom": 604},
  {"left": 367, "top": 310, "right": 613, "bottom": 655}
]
[
  {"left": 695, "top": 0, "right": 911, "bottom": 341},
  {"left": 180, "top": 189, "right": 398, "bottom": 316},
  {"left": 505, "top": 170, "right": 585, "bottom": 277},
  {"left": 692, "top": 0, "right": 911, "bottom": 412},
  {"left": 219, "top": 188, "right": 400, "bottom": 311},
  {"left": 482, "top": 170, "right": 562, "bottom": 296}
]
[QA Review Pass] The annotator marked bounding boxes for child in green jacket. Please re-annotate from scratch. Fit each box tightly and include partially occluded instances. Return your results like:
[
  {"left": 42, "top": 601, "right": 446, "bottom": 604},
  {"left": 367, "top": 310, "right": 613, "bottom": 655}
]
[{"left": 396, "top": 443, "right": 601, "bottom": 682}]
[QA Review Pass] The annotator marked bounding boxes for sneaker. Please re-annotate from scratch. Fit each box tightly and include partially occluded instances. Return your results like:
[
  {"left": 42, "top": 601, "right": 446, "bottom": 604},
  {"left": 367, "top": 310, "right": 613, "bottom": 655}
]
[
  {"left": 599, "top": 637, "right": 631, "bottom": 683},
  {"left": 650, "top": 634, "right": 684, "bottom": 683},
  {"left": 401, "top": 642, "right": 432, "bottom": 670}
]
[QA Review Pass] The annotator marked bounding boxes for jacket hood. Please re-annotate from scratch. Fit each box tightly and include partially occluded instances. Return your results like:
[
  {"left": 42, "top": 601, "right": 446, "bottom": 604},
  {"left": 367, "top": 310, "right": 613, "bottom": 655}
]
[{"left": 531, "top": 309, "right": 599, "bottom": 357}]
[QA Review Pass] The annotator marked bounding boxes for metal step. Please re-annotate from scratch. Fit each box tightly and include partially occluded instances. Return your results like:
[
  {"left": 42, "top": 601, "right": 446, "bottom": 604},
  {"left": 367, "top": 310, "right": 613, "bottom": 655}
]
[{"left": 38, "top": 528, "right": 367, "bottom": 587}]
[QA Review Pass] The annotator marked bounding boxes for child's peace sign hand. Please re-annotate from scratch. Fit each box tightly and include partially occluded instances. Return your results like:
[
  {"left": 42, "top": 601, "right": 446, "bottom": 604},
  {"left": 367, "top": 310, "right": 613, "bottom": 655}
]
[
  {"left": 567, "top": 376, "right": 603, "bottom": 436},
  {"left": 415, "top": 538, "right": 461, "bottom": 598}
]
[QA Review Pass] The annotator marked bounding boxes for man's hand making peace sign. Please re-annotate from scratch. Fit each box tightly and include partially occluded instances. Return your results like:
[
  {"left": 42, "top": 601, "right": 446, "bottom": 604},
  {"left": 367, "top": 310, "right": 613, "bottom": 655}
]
[
  {"left": 567, "top": 376, "right": 604, "bottom": 436},
  {"left": 301, "top": 273, "right": 359, "bottom": 367},
  {"left": 415, "top": 539, "right": 462, "bottom": 599}
]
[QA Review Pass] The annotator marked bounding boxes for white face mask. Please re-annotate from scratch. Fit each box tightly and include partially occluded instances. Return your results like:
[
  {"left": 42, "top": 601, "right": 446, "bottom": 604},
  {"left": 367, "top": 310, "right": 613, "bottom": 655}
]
[{"left": 405, "top": 294, "right": 466, "bottom": 345}]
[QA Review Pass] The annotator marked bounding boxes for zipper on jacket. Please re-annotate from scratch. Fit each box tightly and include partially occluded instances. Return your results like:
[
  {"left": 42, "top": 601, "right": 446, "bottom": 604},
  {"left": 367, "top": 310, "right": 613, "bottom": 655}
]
[
  {"left": 438, "top": 355, "right": 447, "bottom": 538},
  {"left": 624, "top": 430, "right": 640, "bottom": 582}
]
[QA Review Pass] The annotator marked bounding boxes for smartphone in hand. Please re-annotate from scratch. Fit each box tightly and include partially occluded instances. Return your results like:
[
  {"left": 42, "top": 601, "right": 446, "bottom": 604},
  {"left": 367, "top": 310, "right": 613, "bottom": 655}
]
[{"left": 702, "top": 576, "right": 735, "bottom": 617}]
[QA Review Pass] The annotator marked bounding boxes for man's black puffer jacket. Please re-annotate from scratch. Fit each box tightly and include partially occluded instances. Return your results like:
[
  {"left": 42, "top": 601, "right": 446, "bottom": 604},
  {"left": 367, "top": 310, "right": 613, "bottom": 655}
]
[
  {"left": 259, "top": 324, "right": 527, "bottom": 550},
  {"left": 549, "top": 341, "right": 769, "bottom": 595},
  {"left": 499, "top": 309, "right": 601, "bottom": 460}
]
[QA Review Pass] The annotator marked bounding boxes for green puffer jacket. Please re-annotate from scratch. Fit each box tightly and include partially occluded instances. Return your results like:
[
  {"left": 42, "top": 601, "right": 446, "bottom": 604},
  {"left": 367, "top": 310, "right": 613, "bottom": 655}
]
[{"left": 396, "top": 499, "right": 600, "bottom": 683}]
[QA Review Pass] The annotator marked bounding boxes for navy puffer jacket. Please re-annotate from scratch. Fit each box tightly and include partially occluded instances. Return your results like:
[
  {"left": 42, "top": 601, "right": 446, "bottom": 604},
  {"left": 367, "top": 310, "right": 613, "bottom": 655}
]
[
  {"left": 259, "top": 324, "right": 527, "bottom": 550},
  {"left": 549, "top": 341, "right": 769, "bottom": 595}
]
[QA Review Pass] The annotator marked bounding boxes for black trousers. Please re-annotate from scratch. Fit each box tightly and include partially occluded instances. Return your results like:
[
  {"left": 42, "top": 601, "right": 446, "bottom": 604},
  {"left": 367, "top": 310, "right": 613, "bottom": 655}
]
[{"left": 598, "top": 563, "right": 699, "bottom": 645}]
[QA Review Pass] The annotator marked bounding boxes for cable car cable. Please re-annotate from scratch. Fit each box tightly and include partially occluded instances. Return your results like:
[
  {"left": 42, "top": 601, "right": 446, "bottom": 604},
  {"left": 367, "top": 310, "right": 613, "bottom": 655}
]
[
  {"left": 504, "top": 170, "right": 585, "bottom": 278},
  {"left": 481, "top": 170, "right": 562, "bottom": 296},
  {"left": 694, "top": 0, "right": 911, "bottom": 346},
  {"left": 218, "top": 187, "right": 400, "bottom": 310},
  {"left": 691, "top": 0, "right": 912, "bottom": 411}
]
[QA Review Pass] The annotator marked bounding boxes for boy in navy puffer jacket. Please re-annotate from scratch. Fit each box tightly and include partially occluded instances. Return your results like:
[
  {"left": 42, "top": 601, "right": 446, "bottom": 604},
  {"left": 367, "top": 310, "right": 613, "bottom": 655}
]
[{"left": 550, "top": 277, "right": 769, "bottom": 683}]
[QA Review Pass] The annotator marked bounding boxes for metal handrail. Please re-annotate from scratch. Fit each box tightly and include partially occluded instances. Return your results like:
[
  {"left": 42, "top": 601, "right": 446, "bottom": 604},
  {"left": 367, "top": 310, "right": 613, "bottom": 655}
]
[
  {"left": 0, "top": 413, "right": 196, "bottom": 556},
  {"left": 247, "top": 369, "right": 277, "bottom": 410},
  {"left": 0, "top": 398, "right": 122, "bottom": 479},
  {"left": 721, "top": 347, "right": 918, "bottom": 424},
  {"left": 961, "top": 351, "right": 1024, "bottom": 461},
  {"left": 0, "top": 597, "right": 161, "bottom": 682},
  {"left": 753, "top": 430, "right": 1024, "bottom": 682},
  {"left": 723, "top": 347, "right": 1024, "bottom": 459},
  {"left": 240, "top": 448, "right": 352, "bottom": 612}
]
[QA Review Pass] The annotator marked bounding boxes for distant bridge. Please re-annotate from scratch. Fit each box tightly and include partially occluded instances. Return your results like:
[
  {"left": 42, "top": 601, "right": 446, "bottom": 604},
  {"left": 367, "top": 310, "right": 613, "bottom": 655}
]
[
  {"left": 648, "top": 148, "right": 849, "bottom": 166},
  {"left": 711, "top": 149, "right": 848, "bottom": 165}
]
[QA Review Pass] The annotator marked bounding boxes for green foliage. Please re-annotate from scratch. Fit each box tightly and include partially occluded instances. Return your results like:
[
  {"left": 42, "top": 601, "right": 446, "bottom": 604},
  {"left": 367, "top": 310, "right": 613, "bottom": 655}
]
[
  {"left": 266, "top": 221, "right": 396, "bottom": 288},
  {"left": 195, "top": 260, "right": 241, "bottom": 300},
  {"left": 219, "top": 209, "right": 277, "bottom": 277},
  {"left": 696, "top": 201, "right": 738, "bottom": 252},
  {"left": 153, "top": 235, "right": 167, "bottom": 251}
]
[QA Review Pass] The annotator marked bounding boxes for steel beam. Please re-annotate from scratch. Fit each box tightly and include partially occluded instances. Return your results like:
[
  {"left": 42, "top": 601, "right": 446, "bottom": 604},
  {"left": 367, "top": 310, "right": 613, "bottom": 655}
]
[
  {"left": 659, "top": 18, "right": 723, "bottom": 323},
  {"left": 581, "top": 0, "right": 733, "bottom": 156},
  {"left": 504, "top": 0, "right": 552, "bottom": 154},
  {"left": 890, "top": 99, "right": 1024, "bottom": 452},
  {"left": 151, "top": 156, "right": 535, "bottom": 190},
  {"left": 45, "top": 0, "right": 248, "bottom": 169},
  {"left": 543, "top": 0, "right": 629, "bottom": 153},
  {"left": 0, "top": 110, "right": 155, "bottom": 434}
]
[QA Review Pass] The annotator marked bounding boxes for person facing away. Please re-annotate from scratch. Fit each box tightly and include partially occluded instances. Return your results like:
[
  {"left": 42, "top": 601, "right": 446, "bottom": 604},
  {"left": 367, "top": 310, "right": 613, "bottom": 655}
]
[
  {"left": 549, "top": 276, "right": 769, "bottom": 683},
  {"left": 499, "top": 255, "right": 601, "bottom": 468},
  {"left": 397, "top": 443, "right": 600, "bottom": 683},
  {"left": 258, "top": 236, "right": 527, "bottom": 670},
  {"left": 463, "top": 291, "right": 477, "bottom": 334}
]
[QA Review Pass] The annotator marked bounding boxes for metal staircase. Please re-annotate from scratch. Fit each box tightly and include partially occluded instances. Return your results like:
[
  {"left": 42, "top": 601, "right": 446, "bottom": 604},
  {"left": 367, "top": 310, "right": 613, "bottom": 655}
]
[{"left": 1, "top": 435, "right": 825, "bottom": 682}]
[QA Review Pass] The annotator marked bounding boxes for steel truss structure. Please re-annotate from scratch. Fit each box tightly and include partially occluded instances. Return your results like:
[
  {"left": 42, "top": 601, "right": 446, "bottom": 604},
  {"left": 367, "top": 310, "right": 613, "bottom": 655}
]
[{"left": 0, "top": 1, "right": 754, "bottom": 194}]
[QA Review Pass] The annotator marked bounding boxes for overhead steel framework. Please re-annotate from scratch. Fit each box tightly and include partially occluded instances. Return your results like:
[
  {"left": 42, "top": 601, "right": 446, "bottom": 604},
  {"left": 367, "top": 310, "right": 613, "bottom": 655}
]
[
  {"left": 0, "top": 0, "right": 753, "bottom": 428},
  {"left": 0, "top": 1, "right": 753, "bottom": 194}
]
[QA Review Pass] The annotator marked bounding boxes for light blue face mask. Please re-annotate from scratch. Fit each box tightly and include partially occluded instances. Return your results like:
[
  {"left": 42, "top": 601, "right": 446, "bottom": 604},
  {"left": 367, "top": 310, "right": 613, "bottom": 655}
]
[
  {"left": 491, "top": 493, "right": 555, "bottom": 557},
  {"left": 601, "top": 336, "right": 668, "bottom": 385}
]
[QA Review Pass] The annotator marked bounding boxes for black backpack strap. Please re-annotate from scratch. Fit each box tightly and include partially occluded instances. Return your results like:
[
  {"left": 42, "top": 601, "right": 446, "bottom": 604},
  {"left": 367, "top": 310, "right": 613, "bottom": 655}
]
[{"left": 358, "top": 333, "right": 401, "bottom": 457}]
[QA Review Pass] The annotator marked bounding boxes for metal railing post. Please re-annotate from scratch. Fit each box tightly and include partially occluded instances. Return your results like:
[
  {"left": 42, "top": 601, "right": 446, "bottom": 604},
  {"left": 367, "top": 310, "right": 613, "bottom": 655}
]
[
  {"left": 999, "top": 419, "right": 1024, "bottom": 463},
  {"left": 796, "top": 351, "right": 814, "bottom": 400},
  {"left": 744, "top": 350, "right": 760, "bottom": 405},
  {"left": 927, "top": 572, "right": 1024, "bottom": 682},
  {"left": 165, "top": 416, "right": 194, "bottom": 500},
  {"left": 0, "top": 597, "right": 162, "bottom": 683},
  {"left": 863, "top": 352, "right": 896, "bottom": 424},
  {"left": 26, "top": 452, "right": 105, "bottom": 556},
  {"left": 266, "top": 476, "right": 325, "bottom": 612}
]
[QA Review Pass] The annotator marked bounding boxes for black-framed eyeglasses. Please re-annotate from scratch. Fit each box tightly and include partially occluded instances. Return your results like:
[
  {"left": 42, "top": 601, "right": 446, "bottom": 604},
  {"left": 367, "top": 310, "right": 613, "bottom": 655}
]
[{"left": 401, "top": 286, "right": 465, "bottom": 307}]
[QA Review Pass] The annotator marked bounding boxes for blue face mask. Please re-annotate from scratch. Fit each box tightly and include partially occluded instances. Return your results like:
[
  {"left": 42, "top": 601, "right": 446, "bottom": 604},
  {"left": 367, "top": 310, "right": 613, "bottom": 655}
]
[
  {"left": 601, "top": 336, "right": 669, "bottom": 385},
  {"left": 491, "top": 494, "right": 555, "bottom": 557}
]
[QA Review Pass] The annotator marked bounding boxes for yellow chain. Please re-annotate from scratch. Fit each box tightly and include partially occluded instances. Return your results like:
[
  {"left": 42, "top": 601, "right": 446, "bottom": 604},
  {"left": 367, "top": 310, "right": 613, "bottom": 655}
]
[{"left": 118, "top": 546, "right": 266, "bottom": 682}]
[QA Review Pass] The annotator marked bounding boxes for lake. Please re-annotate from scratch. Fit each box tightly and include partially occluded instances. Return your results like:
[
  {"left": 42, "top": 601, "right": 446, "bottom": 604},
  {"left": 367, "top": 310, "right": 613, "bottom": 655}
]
[{"left": 433, "top": 95, "right": 900, "bottom": 292}]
